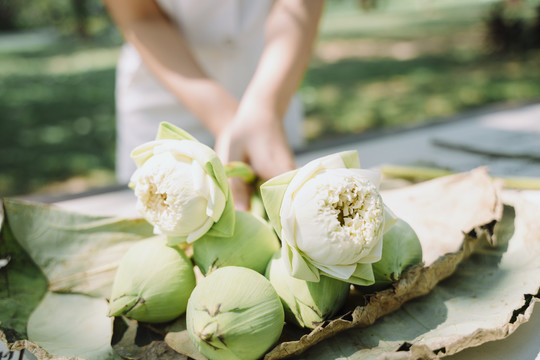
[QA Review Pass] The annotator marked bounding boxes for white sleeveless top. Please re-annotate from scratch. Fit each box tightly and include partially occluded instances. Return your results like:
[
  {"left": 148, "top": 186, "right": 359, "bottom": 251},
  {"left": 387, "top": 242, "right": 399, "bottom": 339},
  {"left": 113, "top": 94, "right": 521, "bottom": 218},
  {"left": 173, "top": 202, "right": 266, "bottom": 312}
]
[{"left": 115, "top": 0, "right": 304, "bottom": 183}]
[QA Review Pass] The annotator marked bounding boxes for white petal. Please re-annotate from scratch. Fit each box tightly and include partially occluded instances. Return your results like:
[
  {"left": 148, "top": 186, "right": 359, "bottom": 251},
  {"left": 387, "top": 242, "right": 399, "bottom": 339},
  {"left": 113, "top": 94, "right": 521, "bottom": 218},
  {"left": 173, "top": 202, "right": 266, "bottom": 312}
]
[
  {"left": 152, "top": 139, "right": 193, "bottom": 163},
  {"left": 186, "top": 217, "right": 215, "bottom": 243},
  {"left": 206, "top": 176, "right": 226, "bottom": 222},
  {"left": 356, "top": 232, "right": 384, "bottom": 264},
  {"left": 319, "top": 152, "right": 348, "bottom": 169},
  {"left": 291, "top": 169, "right": 384, "bottom": 265},
  {"left": 190, "top": 159, "right": 207, "bottom": 195},
  {"left": 279, "top": 154, "right": 346, "bottom": 251},
  {"left": 279, "top": 153, "right": 345, "bottom": 223},
  {"left": 330, "top": 168, "right": 381, "bottom": 188},
  {"left": 292, "top": 181, "right": 341, "bottom": 263}
]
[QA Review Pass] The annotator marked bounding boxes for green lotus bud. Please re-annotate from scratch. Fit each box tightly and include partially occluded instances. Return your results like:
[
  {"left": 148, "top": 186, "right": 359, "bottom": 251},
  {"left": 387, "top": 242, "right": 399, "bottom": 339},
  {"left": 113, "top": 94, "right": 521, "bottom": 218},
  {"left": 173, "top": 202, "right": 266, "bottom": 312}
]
[
  {"left": 265, "top": 250, "right": 350, "bottom": 329},
  {"left": 192, "top": 210, "right": 280, "bottom": 275},
  {"left": 108, "top": 236, "right": 196, "bottom": 323},
  {"left": 187, "top": 266, "right": 284, "bottom": 360},
  {"left": 358, "top": 218, "right": 423, "bottom": 292}
]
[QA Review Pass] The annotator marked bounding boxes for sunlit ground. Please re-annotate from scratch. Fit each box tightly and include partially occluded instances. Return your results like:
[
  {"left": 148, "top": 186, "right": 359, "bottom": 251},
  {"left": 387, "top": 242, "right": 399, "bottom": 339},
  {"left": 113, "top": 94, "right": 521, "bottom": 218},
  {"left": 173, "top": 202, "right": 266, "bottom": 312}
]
[{"left": 1, "top": 0, "right": 539, "bottom": 197}]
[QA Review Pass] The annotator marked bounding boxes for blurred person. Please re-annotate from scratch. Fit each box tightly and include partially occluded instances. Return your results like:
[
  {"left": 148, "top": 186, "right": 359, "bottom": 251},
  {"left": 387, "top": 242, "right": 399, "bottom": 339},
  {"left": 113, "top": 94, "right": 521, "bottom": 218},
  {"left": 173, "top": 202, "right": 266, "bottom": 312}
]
[{"left": 104, "top": 0, "right": 325, "bottom": 209}]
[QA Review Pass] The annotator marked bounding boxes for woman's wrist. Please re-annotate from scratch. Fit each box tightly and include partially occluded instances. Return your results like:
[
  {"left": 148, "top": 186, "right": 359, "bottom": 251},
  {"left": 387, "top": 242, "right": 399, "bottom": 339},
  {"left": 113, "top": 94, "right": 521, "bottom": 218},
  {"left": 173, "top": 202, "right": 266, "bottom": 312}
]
[
  {"left": 235, "top": 96, "right": 285, "bottom": 132},
  {"left": 172, "top": 80, "right": 238, "bottom": 137}
]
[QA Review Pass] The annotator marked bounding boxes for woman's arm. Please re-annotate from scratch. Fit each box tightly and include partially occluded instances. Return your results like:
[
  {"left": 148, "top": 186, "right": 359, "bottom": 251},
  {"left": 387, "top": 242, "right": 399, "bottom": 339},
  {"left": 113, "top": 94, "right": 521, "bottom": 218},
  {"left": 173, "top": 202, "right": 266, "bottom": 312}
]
[
  {"left": 243, "top": 0, "right": 326, "bottom": 122},
  {"left": 105, "top": 0, "right": 325, "bottom": 209},
  {"left": 103, "top": 0, "right": 238, "bottom": 136},
  {"left": 216, "top": 0, "right": 325, "bottom": 178},
  {"left": 215, "top": 0, "right": 325, "bottom": 209}
]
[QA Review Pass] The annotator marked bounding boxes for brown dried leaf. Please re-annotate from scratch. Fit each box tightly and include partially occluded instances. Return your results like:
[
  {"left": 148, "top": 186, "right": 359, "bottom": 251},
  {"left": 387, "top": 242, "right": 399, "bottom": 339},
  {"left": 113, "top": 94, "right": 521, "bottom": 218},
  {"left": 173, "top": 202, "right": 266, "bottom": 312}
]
[
  {"left": 164, "top": 316, "right": 207, "bottom": 360},
  {"left": 381, "top": 167, "right": 503, "bottom": 265},
  {"left": 292, "top": 191, "right": 540, "bottom": 360}
]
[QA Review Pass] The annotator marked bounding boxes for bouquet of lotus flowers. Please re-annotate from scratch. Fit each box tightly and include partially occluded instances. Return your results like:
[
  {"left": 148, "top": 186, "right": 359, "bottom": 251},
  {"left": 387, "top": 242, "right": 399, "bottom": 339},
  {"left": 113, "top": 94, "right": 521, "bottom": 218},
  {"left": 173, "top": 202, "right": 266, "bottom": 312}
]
[
  {"left": 102, "top": 121, "right": 426, "bottom": 360},
  {"left": 6, "top": 120, "right": 521, "bottom": 360}
]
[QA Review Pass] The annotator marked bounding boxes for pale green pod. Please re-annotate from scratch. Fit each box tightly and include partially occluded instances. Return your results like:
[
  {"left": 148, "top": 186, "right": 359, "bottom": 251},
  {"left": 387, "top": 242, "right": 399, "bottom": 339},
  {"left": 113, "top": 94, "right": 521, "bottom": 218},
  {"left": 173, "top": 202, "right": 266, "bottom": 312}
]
[
  {"left": 265, "top": 250, "right": 350, "bottom": 329},
  {"left": 192, "top": 211, "right": 280, "bottom": 275},
  {"left": 108, "top": 236, "right": 196, "bottom": 323},
  {"left": 358, "top": 218, "right": 423, "bottom": 292},
  {"left": 187, "top": 266, "right": 284, "bottom": 360}
]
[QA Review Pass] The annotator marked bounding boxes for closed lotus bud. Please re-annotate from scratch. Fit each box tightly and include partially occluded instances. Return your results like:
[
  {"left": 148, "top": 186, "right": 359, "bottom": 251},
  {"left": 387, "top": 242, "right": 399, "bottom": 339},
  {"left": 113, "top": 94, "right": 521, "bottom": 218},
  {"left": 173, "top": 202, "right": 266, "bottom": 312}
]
[
  {"left": 358, "top": 218, "right": 423, "bottom": 292},
  {"left": 266, "top": 250, "right": 350, "bottom": 329},
  {"left": 192, "top": 211, "right": 280, "bottom": 275},
  {"left": 108, "top": 236, "right": 196, "bottom": 323},
  {"left": 187, "top": 266, "right": 284, "bottom": 360}
]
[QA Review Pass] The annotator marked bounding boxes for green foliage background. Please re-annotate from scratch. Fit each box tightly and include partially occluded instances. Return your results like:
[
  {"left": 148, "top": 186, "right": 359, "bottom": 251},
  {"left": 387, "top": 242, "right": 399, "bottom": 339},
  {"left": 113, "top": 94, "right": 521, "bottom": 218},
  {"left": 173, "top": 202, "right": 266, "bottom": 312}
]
[{"left": 1, "top": 0, "right": 540, "bottom": 197}]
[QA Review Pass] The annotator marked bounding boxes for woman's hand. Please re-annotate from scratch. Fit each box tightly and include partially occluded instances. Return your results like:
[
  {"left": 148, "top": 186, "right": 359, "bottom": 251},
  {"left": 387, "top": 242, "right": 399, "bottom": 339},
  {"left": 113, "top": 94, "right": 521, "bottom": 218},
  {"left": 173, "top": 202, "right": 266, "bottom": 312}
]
[
  {"left": 215, "top": 110, "right": 296, "bottom": 210},
  {"left": 214, "top": 0, "right": 324, "bottom": 209}
]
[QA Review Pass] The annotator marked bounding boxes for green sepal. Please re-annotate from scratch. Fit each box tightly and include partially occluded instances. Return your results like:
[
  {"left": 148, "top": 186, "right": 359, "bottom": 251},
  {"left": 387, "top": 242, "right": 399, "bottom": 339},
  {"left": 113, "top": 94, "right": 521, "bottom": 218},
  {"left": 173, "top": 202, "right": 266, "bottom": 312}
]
[
  {"left": 283, "top": 242, "right": 321, "bottom": 282},
  {"left": 166, "top": 235, "right": 188, "bottom": 246},
  {"left": 250, "top": 187, "right": 268, "bottom": 220},
  {"left": 260, "top": 169, "right": 297, "bottom": 236},
  {"left": 201, "top": 188, "right": 236, "bottom": 238},
  {"left": 108, "top": 295, "right": 139, "bottom": 318},
  {"left": 225, "top": 161, "right": 256, "bottom": 183},
  {"left": 156, "top": 121, "right": 198, "bottom": 142},
  {"left": 204, "top": 157, "right": 230, "bottom": 201},
  {"left": 166, "top": 190, "right": 235, "bottom": 246},
  {"left": 345, "top": 263, "right": 375, "bottom": 286},
  {"left": 265, "top": 251, "right": 350, "bottom": 330},
  {"left": 339, "top": 150, "right": 361, "bottom": 169},
  {"left": 130, "top": 141, "right": 157, "bottom": 169}
]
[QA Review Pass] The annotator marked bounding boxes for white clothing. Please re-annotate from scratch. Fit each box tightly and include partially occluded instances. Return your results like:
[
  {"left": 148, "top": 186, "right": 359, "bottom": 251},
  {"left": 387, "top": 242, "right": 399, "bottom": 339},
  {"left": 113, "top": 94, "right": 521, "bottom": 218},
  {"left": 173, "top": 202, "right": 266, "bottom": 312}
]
[{"left": 115, "top": 0, "right": 305, "bottom": 183}]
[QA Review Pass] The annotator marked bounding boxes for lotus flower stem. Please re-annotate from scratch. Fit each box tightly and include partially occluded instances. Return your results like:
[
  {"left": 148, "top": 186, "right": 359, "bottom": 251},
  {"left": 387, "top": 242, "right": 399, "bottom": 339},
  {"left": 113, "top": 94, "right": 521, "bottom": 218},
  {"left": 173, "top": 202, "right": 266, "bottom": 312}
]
[
  {"left": 224, "top": 161, "right": 256, "bottom": 183},
  {"left": 379, "top": 164, "right": 540, "bottom": 190},
  {"left": 378, "top": 164, "right": 454, "bottom": 181},
  {"left": 499, "top": 176, "right": 540, "bottom": 190}
]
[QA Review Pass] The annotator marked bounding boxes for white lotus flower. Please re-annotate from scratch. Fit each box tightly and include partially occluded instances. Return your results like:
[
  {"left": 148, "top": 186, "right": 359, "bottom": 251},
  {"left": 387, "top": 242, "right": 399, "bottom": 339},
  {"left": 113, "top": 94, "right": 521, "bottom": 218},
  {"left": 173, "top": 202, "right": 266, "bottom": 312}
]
[
  {"left": 129, "top": 122, "right": 235, "bottom": 244},
  {"left": 261, "top": 151, "right": 396, "bottom": 285}
]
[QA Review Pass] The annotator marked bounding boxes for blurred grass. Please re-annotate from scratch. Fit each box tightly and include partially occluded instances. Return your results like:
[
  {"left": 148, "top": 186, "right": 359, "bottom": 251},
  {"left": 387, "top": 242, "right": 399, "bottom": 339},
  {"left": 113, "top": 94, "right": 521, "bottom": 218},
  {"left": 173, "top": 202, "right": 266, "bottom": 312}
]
[
  {"left": 1, "top": 0, "right": 540, "bottom": 197},
  {"left": 0, "top": 38, "right": 120, "bottom": 197},
  {"left": 301, "top": 0, "right": 540, "bottom": 139},
  {"left": 301, "top": 53, "right": 540, "bottom": 138}
]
